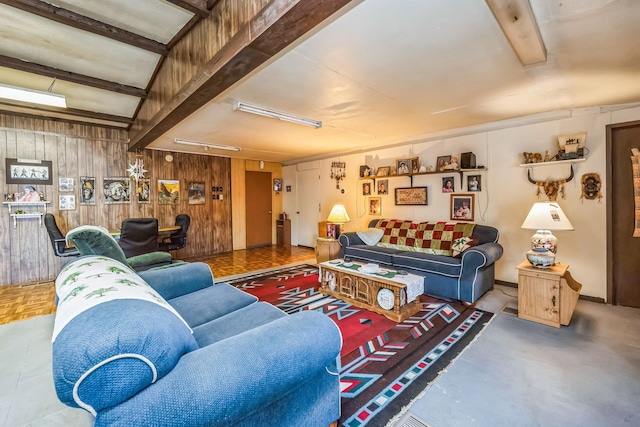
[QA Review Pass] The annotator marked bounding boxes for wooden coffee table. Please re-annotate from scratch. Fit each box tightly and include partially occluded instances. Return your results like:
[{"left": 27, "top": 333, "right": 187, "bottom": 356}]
[{"left": 318, "top": 260, "right": 424, "bottom": 322}]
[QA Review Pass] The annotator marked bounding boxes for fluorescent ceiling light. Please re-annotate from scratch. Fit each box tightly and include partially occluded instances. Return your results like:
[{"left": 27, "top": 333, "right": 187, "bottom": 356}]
[
  {"left": 234, "top": 101, "right": 322, "bottom": 129},
  {"left": 485, "top": 0, "right": 547, "bottom": 66},
  {"left": 174, "top": 138, "right": 241, "bottom": 152},
  {"left": 0, "top": 83, "right": 67, "bottom": 108}
]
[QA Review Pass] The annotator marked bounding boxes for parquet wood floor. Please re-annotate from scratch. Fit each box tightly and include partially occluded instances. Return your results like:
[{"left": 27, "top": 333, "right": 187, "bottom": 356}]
[{"left": 0, "top": 245, "right": 316, "bottom": 325}]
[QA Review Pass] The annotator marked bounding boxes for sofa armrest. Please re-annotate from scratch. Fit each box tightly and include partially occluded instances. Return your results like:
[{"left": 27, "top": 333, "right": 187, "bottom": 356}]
[
  {"left": 461, "top": 242, "right": 503, "bottom": 266},
  {"left": 94, "top": 310, "right": 342, "bottom": 427},
  {"left": 338, "top": 232, "right": 365, "bottom": 257},
  {"left": 138, "top": 262, "right": 214, "bottom": 300}
]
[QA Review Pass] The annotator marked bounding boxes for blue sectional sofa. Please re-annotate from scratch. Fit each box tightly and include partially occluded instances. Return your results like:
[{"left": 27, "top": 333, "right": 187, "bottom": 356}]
[
  {"left": 338, "top": 219, "right": 503, "bottom": 303},
  {"left": 51, "top": 257, "right": 342, "bottom": 426}
]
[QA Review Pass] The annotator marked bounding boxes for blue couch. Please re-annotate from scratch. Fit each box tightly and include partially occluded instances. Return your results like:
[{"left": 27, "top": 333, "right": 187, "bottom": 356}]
[
  {"left": 51, "top": 256, "right": 342, "bottom": 426},
  {"left": 338, "top": 219, "right": 503, "bottom": 303}
]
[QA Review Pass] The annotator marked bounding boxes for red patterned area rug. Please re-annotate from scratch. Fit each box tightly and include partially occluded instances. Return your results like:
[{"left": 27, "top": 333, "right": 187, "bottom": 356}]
[{"left": 223, "top": 264, "right": 494, "bottom": 427}]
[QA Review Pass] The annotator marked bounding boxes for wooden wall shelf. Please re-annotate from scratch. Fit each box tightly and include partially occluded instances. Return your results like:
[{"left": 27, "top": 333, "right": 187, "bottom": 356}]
[
  {"left": 519, "top": 158, "right": 585, "bottom": 168},
  {"left": 360, "top": 168, "right": 487, "bottom": 189},
  {"left": 3, "top": 201, "right": 50, "bottom": 228}
]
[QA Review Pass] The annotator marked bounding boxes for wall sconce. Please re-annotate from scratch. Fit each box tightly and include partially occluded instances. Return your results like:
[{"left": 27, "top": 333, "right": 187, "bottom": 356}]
[{"left": 331, "top": 162, "right": 346, "bottom": 189}]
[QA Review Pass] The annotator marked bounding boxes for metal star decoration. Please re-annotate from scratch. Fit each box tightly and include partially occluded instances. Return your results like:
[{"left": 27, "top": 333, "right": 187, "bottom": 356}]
[{"left": 127, "top": 157, "right": 147, "bottom": 185}]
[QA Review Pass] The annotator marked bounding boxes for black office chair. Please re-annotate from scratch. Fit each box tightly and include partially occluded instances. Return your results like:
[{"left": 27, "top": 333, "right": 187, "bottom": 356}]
[
  {"left": 159, "top": 214, "right": 191, "bottom": 251},
  {"left": 118, "top": 218, "right": 160, "bottom": 258},
  {"left": 44, "top": 214, "right": 80, "bottom": 257}
]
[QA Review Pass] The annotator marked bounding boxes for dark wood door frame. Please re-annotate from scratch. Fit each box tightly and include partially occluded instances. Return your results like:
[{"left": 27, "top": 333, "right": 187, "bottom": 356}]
[{"left": 606, "top": 119, "right": 640, "bottom": 305}]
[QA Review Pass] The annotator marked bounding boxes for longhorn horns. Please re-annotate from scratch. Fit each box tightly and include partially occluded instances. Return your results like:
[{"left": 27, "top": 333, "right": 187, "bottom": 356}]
[{"left": 528, "top": 165, "right": 574, "bottom": 184}]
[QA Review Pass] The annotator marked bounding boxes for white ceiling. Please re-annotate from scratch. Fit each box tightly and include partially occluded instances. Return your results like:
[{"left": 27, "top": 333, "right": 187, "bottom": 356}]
[
  {"left": 152, "top": 0, "right": 640, "bottom": 163},
  {"left": 1, "top": 0, "right": 640, "bottom": 164}
]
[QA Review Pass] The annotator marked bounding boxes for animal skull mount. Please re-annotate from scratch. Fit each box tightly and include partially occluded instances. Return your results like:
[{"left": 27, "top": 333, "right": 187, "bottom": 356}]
[{"left": 527, "top": 165, "right": 574, "bottom": 201}]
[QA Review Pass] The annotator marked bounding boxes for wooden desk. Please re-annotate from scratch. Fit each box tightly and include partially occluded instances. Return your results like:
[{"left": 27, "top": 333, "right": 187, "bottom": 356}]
[{"left": 110, "top": 225, "right": 180, "bottom": 238}]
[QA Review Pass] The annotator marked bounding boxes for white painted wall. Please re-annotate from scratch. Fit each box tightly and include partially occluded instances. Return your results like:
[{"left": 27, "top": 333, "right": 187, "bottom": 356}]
[{"left": 285, "top": 104, "right": 640, "bottom": 300}]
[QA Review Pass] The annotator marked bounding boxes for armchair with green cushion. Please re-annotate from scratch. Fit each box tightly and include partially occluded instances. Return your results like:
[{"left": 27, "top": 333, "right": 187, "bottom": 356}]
[{"left": 66, "top": 225, "right": 185, "bottom": 272}]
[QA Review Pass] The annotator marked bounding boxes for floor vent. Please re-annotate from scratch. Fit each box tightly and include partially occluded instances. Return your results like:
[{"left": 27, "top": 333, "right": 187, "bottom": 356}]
[
  {"left": 19, "top": 281, "right": 54, "bottom": 288},
  {"left": 395, "top": 413, "right": 430, "bottom": 427},
  {"left": 501, "top": 305, "right": 519, "bottom": 316}
]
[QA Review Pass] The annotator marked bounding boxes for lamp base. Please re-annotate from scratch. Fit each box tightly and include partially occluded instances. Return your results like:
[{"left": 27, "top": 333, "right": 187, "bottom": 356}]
[{"left": 526, "top": 248, "right": 555, "bottom": 269}]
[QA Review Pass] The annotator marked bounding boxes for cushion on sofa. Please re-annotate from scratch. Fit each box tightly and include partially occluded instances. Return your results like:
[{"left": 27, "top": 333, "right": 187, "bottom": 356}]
[
  {"left": 452, "top": 236, "right": 478, "bottom": 257},
  {"left": 52, "top": 256, "right": 197, "bottom": 415},
  {"left": 356, "top": 228, "right": 385, "bottom": 245}
]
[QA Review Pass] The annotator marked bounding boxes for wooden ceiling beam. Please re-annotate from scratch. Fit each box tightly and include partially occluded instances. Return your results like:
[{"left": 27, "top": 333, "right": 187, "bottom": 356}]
[
  {"left": 0, "top": 100, "right": 133, "bottom": 125},
  {"left": 0, "top": 0, "right": 168, "bottom": 55},
  {"left": 0, "top": 54, "right": 147, "bottom": 99},
  {"left": 165, "top": 0, "right": 210, "bottom": 17},
  {"left": 129, "top": 0, "right": 359, "bottom": 152}
]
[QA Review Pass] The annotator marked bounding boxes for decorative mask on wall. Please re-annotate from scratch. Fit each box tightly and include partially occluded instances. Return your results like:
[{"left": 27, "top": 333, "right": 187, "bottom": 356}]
[
  {"left": 580, "top": 173, "right": 602, "bottom": 203},
  {"left": 527, "top": 166, "right": 574, "bottom": 201}
]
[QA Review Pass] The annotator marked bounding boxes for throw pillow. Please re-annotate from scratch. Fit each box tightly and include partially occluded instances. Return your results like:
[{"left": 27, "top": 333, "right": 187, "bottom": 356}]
[
  {"left": 356, "top": 228, "right": 385, "bottom": 246},
  {"left": 452, "top": 236, "right": 478, "bottom": 257}
]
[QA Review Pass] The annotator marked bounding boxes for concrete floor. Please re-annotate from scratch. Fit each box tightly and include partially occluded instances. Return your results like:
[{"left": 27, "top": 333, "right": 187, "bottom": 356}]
[
  {"left": 1, "top": 285, "right": 639, "bottom": 427},
  {"left": 394, "top": 285, "right": 640, "bottom": 427}
]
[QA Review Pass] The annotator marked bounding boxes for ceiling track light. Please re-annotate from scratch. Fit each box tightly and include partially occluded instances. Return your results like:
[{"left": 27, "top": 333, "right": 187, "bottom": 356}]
[
  {"left": 485, "top": 0, "right": 547, "bottom": 66},
  {"left": 233, "top": 101, "right": 322, "bottom": 129},
  {"left": 0, "top": 83, "right": 67, "bottom": 108},
  {"left": 174, "top": 138, "right": 241, "bottom": 151}
]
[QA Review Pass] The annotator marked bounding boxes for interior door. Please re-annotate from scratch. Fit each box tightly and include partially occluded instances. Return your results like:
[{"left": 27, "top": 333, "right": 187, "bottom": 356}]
[
  {"left": 245, "top": 171, "right": 272, "bottom": 248},
  {"left": 297, "top": 169, "right": 321, "bottom": 247},
  {"left": 607, "top": 120, "right": 640, "bottom": 308}
]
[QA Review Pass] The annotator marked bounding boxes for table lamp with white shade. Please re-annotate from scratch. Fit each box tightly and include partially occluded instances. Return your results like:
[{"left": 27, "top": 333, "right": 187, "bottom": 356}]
[
  {"left": 521, "top": 202, "right": 574, "bottom": 268},
  {"left": 326, "top": 204, "right": 350, "bottom": 238}
]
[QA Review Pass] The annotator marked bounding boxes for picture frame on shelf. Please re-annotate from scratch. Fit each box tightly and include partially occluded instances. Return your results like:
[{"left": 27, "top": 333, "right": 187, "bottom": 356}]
[
  {"left": 436, "top": 155, "right": 452, "bottom": 171},
  {"left": 450, "top": 194, "right": 475, "bottom": 221},
  {"left": 467, "top": 175, "right": 481, "bottom": 191},
  {"left": 394, "top": 187, "right": 428, "bottom": 205},
  {"left": 369, "top": 197, "right": 381, "bottom": 215},
  {"left": 359, "top": 165, "right": 372, "bottom": 178},
  {"left": 376, "top": 166, "right": 390, "bottom": 176},
  {"left": 396, "top": 157, "right": 417, "bottom": 175},
  {"left": 5, "top": 158, "right": 53, "bottom": 185}
]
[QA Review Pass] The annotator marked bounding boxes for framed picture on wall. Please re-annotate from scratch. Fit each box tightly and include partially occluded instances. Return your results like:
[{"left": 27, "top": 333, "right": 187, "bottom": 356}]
[
  {"left": 5, "top": 158, "right": 53, "bottom": 185},
  {"left": 468, "top": 175, "right": 481, "bottom": 191},
  {"left": 188, "top": 182, "right": 205, "bottom": 205},
  {"left": 450, "top": 194, "right": 475, "bottom": 221},
  {"left": 394, "top": 187, "right": 428, "bottom": 205},
  {"left": 137, "top": 178, "right": 151, "bottom": 204},
  {"left": 103, "top": 177, "right": 130, "bottom": 204},
  {"left": 80, "top": 177, "right": 96, "bottom": 205},
  {"left": 369, "top": 197, "right": 381, "bottom": 215},
  {"left": 158, "top": 179, "right": 180, "bottom": 205},
  {"left": 377, "top": 179, "right": 389, "bottom": 195},
  {"left": 59, "top": 177, "right": 74, "bottom": 192},
  {"left": 59, "top": 194, "right": 75, "bottom": 211}
]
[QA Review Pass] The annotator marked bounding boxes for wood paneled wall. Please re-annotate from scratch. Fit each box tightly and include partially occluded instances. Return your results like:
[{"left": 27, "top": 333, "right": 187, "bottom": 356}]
[{"left": 0, "top": 114, "right": 234, "bottom": 286}]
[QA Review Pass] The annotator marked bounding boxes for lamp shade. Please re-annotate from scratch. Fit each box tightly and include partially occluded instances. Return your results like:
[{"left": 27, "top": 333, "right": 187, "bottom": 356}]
[
  {"left": 327, "top": 204, "right": 350, "bottom": 224},
  {"left": 521, "top": 202, "right": 574, "bottom": 231}
]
